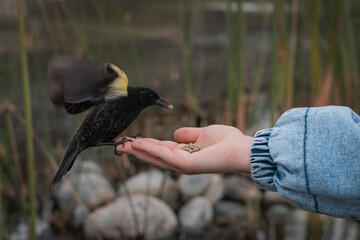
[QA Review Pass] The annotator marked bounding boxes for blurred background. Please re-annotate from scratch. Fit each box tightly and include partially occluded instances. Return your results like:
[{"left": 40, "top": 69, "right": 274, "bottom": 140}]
[{"left": 0, "top": 0, "right": 359, "bottom": 239}]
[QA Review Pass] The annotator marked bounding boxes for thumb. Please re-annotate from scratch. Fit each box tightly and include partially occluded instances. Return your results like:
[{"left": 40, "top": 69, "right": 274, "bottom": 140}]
[{"left": 174, "top": 127, "right": 203, "bottom": 143}]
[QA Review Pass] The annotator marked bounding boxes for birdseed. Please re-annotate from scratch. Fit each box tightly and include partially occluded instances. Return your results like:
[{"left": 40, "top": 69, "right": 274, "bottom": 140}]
[{"left": 180, "top": 143, "right": 202, "bottom": 153}]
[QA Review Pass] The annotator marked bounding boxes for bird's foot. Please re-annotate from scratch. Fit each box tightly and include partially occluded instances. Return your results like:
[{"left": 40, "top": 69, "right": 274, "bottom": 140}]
[
  {"left": 115, "top": 137, "right": 133, "bottom": 147},
  {"left": 108, "top": 134, "right": 143, "bottom": 156},
  {"left": 113, "top": 137, "right": 133, "bottom": 155}
]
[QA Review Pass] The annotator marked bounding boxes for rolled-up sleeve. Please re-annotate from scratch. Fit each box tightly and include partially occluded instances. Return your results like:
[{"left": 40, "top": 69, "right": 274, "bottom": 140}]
[{"left": 250, "top": 106, "right": 360, "bottom": 219}]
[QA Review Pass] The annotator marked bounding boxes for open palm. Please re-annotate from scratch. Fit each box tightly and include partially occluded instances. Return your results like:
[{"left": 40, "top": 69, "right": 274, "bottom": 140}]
[{"left": 117, "top": 125, "right": 253, "bottom": 175}]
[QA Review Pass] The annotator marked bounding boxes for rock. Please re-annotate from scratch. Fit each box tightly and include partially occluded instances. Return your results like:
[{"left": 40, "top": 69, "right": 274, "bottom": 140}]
[
  {"left": 177, "top": 174, "right": 211, "bottom": 200},
  {"left": 224, "top": 175, "right": 260, "bottom": 202},
  {"left": 118, "top": 169, "right": 180, "bottom": 209},
  {"left": 214, "top": 201, "right": 247, "bottom": 221},
  {"left": 67, "top": 160, "right": 105, "bottom": 177},
  {"left": 177, "top": 174, "right": 225, "bottom": 203},
  {"left": 178, "top": 196, "right": 213, "bottom": 236},
  {"left": 54, "top": 172, "right": 116, "bottom": 212},
  {"left": 203, "top": 174, "right": 225, "bottom": 203},
  {"left": 76, "top": 161, "right": 104, "bottom": 176},
  {"left": 84, "top": 194, "right": 177, "bottom": 240},
  {"left": 73, "top": 205, "right": 86, "bottom": 228}
]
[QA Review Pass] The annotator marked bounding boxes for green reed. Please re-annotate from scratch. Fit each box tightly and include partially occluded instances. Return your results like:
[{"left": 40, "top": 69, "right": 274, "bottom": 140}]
[
  {"left": 315, "top": 0, "right": 341, "bottom": 106},
  {"left": 16, "top": 0, "right": 37, "bottom": 238},
  {"left": 225, "top": 0, "right": 237, "bottom": 125},
  {"left": 339, "top": 0, "right": 359, "bottom": 108},
  {"left": 285, "top": 0, "right": 299, "bottom": 109},
  {"left": 36, "top": 0, "right": 59, "bottom": 52},
  {"left": 248, "top": 1, "right": 271, "bottom": 126},
  {"left": 34, "top": 36, "right": 53, "bottom": 151},
  {"left": 5, "top": 111, "right": 27, "bottom": 209},
  {"left": 235, "top": 0, "right": 245, "bottom": 130},
  {"left": 179, "top": 0, "right": 200, "bottom": 124},
  {"left": 270, "top": 0, "right": 279, "bottom": 125},
  {"left": 309, "top": 0, "right": 321, "bottom": 97},
  {"left": 225, "top": 0, "right": 245, "bottom": 128},
  {"left": 58, "top": 0, "right": 91, "bottom": 57}
]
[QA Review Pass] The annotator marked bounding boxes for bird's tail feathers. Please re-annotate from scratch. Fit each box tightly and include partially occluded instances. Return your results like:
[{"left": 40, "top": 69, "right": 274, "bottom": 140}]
[{"left": 50, "top": 143, "right": 80, "bottom": 189}]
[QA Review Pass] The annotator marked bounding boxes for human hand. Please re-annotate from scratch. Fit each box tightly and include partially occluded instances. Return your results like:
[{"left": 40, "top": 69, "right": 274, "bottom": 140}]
[{"left": 116, "top": 125, "right": 253, "bottom": 175}]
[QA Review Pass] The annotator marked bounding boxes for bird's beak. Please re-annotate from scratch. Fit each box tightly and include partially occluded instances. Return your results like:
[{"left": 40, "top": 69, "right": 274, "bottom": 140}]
[{"left": 156, "top": 97, "right": 173, "bottom": 110}]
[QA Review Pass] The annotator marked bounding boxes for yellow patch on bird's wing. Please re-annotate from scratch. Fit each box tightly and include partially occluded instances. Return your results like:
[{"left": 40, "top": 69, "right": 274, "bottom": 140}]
[{"left": 105, "top": 63, "right": 129, "bottom": 101}]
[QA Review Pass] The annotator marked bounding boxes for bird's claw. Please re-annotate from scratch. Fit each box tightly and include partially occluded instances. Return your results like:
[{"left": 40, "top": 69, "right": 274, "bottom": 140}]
[
  {"left": 112, "top": 134, "right": 143, "bottom": 156},
  {"left": 129, "top": 133, "right": 144, "bottom": 139},
  {"left": 117, "top": 137, "right": 133, "bottom": 147},
  {"left": 113, "top": 137, "right": 133, "bottom": 156},
  {"left": 114, "top": 149, "right": 124, "bottom": 156}
]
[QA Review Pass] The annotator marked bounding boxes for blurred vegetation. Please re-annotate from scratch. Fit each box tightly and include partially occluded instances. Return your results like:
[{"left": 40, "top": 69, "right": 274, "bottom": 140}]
[{"left": 0, "top": 0, "right": 359, "bottom": 239}]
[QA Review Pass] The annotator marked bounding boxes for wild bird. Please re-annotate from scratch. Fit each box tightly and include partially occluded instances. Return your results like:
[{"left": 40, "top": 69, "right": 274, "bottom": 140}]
[{"left": 48, "top": 57, "right": 173, "bottom": 188}]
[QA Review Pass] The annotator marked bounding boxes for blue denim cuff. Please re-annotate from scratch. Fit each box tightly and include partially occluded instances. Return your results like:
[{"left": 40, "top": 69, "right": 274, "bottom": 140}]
[{"left": 250, "top": 128, "right": 277, "bottom": 191}]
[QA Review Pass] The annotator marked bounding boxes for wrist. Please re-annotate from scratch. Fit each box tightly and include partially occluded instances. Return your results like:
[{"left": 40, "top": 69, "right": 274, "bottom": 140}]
[
  {"left": 229, "top": 133, "right": 253, "bottom": 174},
  {"left": 241, "top": 135, "right": 253, "bottom": 174}
]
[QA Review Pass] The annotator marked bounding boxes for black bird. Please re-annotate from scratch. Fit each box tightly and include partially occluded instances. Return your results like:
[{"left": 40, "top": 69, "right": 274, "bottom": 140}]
[{"left": 48, "top": 57, "right": 173, "bottom": 187}]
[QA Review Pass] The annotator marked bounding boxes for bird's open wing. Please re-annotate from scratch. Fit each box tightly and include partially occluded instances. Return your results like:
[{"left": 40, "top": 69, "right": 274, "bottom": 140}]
[{"left": 48, "top": 56, "right": 128, "bottom": 114}]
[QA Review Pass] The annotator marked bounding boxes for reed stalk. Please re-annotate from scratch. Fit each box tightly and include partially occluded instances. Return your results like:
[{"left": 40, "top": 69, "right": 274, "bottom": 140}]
[
  {"left": 225, "top": 0, "right": 237, "bottom": 125},
  {"left": 58, "top": 0, "right": 90, "bottom": 56},
  {"left": 341, "top": 0, "right": 359, "bottom": 108},
  {"left": 275, "top": 0, "right": 288, "bottom": 106},
  {"left": 309, "top": 0, "right": 321, "bottom": 97},
  {"left": 235, "top": 0, "right": 246, "bottom": 131},
  {"left": 285, "top": 0, "right": 299, "bottom": 109},
  {"left": 339, "top": 29, "right": 352, "bottom": 106},
  {"left": 16, "top": 0, "right": 37, "bottom": 239},
  {"left": 249, "top": 3, "right": 271, "bottom": 125},
  {"left": 91, "top": 0, "right": 107, "bottom": 58},
  {"left": 50, "top": 0, "right": 68, "bottom": 52},
  {"left": 179, "top": 0, "right": 198, "bottom": 124},
  {"left": 36, "top": 0, "right": 58, "bottom": 52},
  {"left": 307, "top": 212, "right": 323, "bottom": 239},
  {"left": 315, "top": 0, "right": 341, "bottom": 106},
  {"left": 5, "top": 112, "right": 27, "bottom": 206},
  {"left": 270, "top": 0, "right": 279, "bottom": 125},
  {"left": 0, "top": 166, "right": 17, "bottom": 202},
  {"left": 34, "top": 36, "right": 52, "bottom": 151}
]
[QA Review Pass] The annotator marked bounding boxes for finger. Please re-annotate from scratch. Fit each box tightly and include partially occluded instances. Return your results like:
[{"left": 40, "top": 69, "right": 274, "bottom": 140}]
[
  {"left": 115, "top": 138, "right": 165, "bottom": 152},
  {"left": 116, "top": 138, "right": 181, "bottom": 152},
  {"left": 126, "top": 148, "right": 183, "bottom": 172},
  {"left": 115, "top": 138, "right": 136, "bottom": 152},
  {"left": 132, "top": 139, "right": 190, "bottom": 168},
  {"left": 174, "top": 127, "right": 203, "bottom": 143},
  {"left": 115, "top": 140, "right": 184, "bottom": 172},
  {"left": 139, "top": 138, "right": 179, "bottom": 149}
]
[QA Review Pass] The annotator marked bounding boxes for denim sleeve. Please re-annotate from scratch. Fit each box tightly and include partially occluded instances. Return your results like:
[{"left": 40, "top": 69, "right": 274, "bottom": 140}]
[{"left": 250, "top": 106, "right": 360, "bottom": 219}]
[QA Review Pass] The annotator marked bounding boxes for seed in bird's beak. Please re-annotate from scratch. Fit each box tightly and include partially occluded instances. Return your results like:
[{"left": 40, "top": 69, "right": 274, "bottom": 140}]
[{"left": 156, "top": 97, "right": 173, "bottom": 110}]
